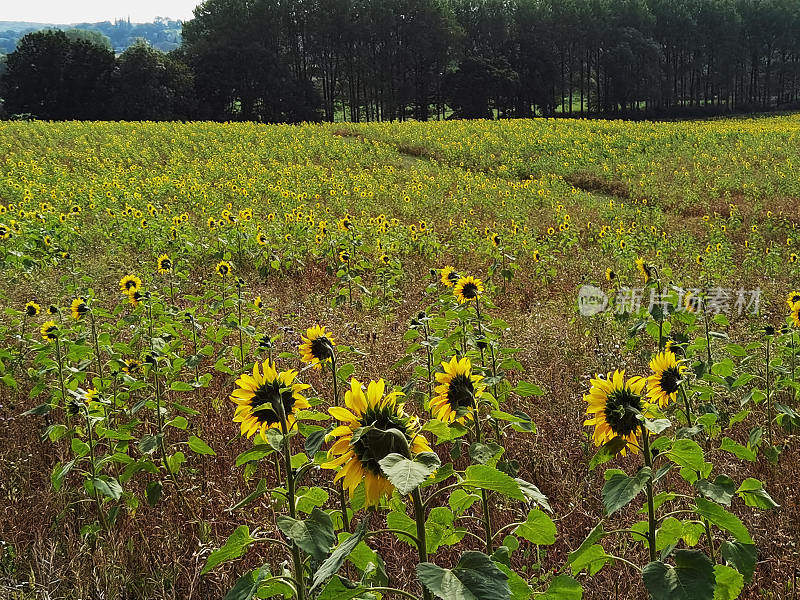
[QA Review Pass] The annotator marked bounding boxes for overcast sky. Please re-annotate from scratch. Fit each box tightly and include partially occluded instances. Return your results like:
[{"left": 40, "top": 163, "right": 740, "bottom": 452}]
[{"left": 2, "top": 1, "right": 199, "bottom": 23}]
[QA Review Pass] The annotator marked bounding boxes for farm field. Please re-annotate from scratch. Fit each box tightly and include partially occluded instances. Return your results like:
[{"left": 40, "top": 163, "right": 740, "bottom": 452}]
[{"left": 0, "top": 116, "right": 799, "bottom": 600}]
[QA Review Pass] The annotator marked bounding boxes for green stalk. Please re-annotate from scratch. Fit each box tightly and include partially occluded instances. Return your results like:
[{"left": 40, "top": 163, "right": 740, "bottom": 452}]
[
  {"left": 766, "top": 335, "right": 773, "bottom": 447},
  {"left": 641, "top": 427, "right": 657, "bottom": 562},
  {"left": 330, "top": 353, "right": 351, "bottom": 532},
  {"left": 412, "top": 488, "right": 433, "bottom": 600},
  {"left": 84, "top": 404, "right": 109, "bottom": 531},
  {"left": 679, "top": 384, "right": 693, "bottom": 428},
  {"left": 472, "top": 392, "right": 492, "bottom": 554}
]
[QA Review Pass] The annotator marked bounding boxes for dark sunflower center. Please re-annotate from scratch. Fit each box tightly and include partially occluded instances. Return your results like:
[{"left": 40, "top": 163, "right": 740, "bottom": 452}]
[
  {"left": 125, "top": 280, "right": 137, "bottom": 290},
  {"left": 446, "top": 373, "right": 475, "bottom": 409},
  {"left": 659, "top": 367, "right": 681, "bottom": 394},
  {"left": 447, "top": 272, "right": 459, "bottom": 283},
  {"left": 26, "top": 306, "right": 37, "bottom": 316},
  {"left": 462, "top": 283, "right": 478, "bottom": 299},
  {"left": 76, "top": 303, "right": 88, "bottom": 314},
  {"left": 352, "top": 407, "right": 410, "bottom": 476},
  {"left": 251, "top": 381, "right": 296, "bottom": 427},
  {"left": 310, "top": 336, "right": 333, "bottom": 361},
  {"left": 603, "top": 388, "right": 643, "bottom": 437},
  {"left": 792, "top": 295, "right": 800, "bottom": 304}
]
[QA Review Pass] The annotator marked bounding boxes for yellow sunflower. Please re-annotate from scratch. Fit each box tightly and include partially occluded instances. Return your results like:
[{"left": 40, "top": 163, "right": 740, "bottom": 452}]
[
  {"left": 25, "top": 301, "right": 41, "bottom": 317},
  {"left": 157, "top": 254, "right": 172, "bottom": 274},
  {"left": 119, "top": 274, "right": 142, "bottom": 295},
  {"left": 322, "top": 378, "right": 432, "bottom": 507},
  {"left": 790, "top": 302, "right": 800, "bottom": 328},
  {"left": 430, "top": 355, "right": 486, "bottom": 423},
  {"left": 216, "top": 261, "right": 232, "bottom": 277},
  {"left": 605, "top": 268, "right": 616, "bottom": 282},
  {"left": 584, "top": 370, "right": 648, "bottom": 455},
  {"left": 440, "top": 266, "right": 459, "bottom": 287},
  {"left": 41, "top": 320, "right": 59, "bottom": 341},
  {"left": 635, "top": 258, "right": 652, "bottom": 283},
  {"left": 299, "top": 325, "right": 335, "bottom": 369},
  {"left": 453, "top": 275, "right": 484, "bottom": 304},
  {"left": 70, "top": 297, "right": 88, "bottom": 320},
  {"left": 645, "top": 351, "right": 687, "bottom": 407},
  {"left": 231, "top": 361, "right": 310, "bottom": 438},
  {"left": 786, "top": 292, "right": 800, "bottom": 310}
]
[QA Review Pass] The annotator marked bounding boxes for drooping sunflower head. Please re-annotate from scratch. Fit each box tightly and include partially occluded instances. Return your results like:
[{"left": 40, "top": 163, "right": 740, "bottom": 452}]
[
  {"left": 440, "top": 266, "right": 459, "bottom": 287},
  {"left": 41, "top": 320, "right": 59, "bottom": 341},
  {"left": 157, "top": 254, "right": 172, "bottom": 274},
  {"left": 584, "top": 370, "right": 648, "bottom": 455},
  {"left": 216, "top": 261, "right": 232, "bottom": 277},
  {"left": 70, "top": 297, "right": 88, "bottom": 320},
  {"left": 323, "top": 378, "right": 432, "bottom": 507},
  {"left": 299, "top": 325, "right": 335, "bottom": 369},
  {"left": 645, "top": 350, "right": 687, "bottom": 407},
  {"left": 430, "top": 355, "right": 485, "bottom": 424},
  {"left": 231, "top": 361, "right": 310, "bottom": 439},
  {"left": 453, "top": 275, "right": 484, "bottom": 304},
  {"left": 119, "top": 274, "right": 142, "bottom": 296},
  {"left": 635, "top": 258, "right": 652, "bottom": 283},
  {"left": 25, "top": 301, "right": 41, "bottom": 317}
]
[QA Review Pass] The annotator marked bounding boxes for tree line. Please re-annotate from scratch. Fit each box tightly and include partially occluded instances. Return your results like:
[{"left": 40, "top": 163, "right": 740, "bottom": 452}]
[{"left": 2, "top": 0, "right": 800, "bottom": 122}]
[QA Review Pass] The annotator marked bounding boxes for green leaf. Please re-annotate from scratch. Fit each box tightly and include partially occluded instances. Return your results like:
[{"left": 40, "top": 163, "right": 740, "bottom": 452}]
[
  {"left": 695, "top": 475, "right": 735, "bottom": 506},
  {"left": 735, "top": 478, "right": 779, "bottom": 509},
  {"left": 568, "top": 544, "right": 610, "bottom": 576},
  {"left": 276, "top": 507, "right": 336, "bottom": 561},
  {"left": 588, "top": 438, "right": 628, "bottom": 470},
  {"left": 462, "top": 465, "right": 524, "bottom": 501},
  {"left": 296, "top": 487, "right": 329, "bottom": 514},
  {"left": 655, "top": 517, "right": 684, "bottom": 551},
  {"left": 92, "top": 476, "right": 122, "bottom": 500},
  {"left": 642, "top": 550, "right": 715, "bottom": 600},
  {"left": 495, "top": 562, "right": 532, "bottom": 600},
  {"left": 568, "top": 523, "right": 605, "bottom": 568},
  {"left": 469, "top": 442, "right": 503, "bottom": 465},
  {"left": 309, "top": 518, "right": 368, "bottom": 592},
  {"left": 379, "top": 452, "right": 440, "bottom": 495},
  {"left": 230, "top": 478, "right": 268, "bottom": 511},
  {"left": 188, "top": 435, "right": 216, "bottom": 456},
  {"left": 425, "top": 507, "right": 464, "bottom": 553},
  {"left": 694, "top": 498, "right": 753, "bottom": 544},
  {"left": 224, "top": 566, "right": 270, "bottom": 600},
  {"left": 515, "top": 478, "right": 551, "bottom": 511},
  {"left": 235, "top": 444, "right": 273, "bottom": 467},
  {"left": 386, "top": 510, "right": 417, "bottom": 546},
  {"left": 316, "top": 575, "right": 365, "bottom": 600},
  {"left": 713, "top": 564, "right": 744, "bottom": 600},
  {"left": 146, "top": 481, "right": 162, "bottom": 507},
  {"left": 201, "top": 525, "right": 256, "bottom": 575},
  {"left": 720, "top": 542, "right": 756, "bottom": 583},
  {"left": 71, "top": 437, "right": 90, "bottom": 457},
  {"left": 602, "top": 468, "right": 651, "bottom": 515},
  {"left": 513, "top": 509, "right": 556, "bottom": 545},
  {"left": 514, "top": 381, "right": 544, "bottom": 397},
  {"left": 541, "top": 574, "right": 582, "bottom": 599},
  {"left": 449, "top": 489, "right": 480, "bottom": 515},
  {"left": 417, "top": 551, "right": 510, "bottom": 600},
  {"left": 669, "top": 439, "right": 706, "bottom": 471},
  {"left": 720, "top": 438, "right": 755, "bottom": 462}
]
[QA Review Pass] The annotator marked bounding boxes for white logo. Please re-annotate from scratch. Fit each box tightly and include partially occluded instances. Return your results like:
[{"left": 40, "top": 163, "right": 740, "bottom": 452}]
[{"left": 578, "top": 285, "right": 608, "bottom": 316}]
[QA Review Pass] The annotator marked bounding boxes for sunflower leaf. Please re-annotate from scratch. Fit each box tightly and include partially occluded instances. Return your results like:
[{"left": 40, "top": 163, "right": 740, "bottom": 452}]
[
  {"left": 720, "top": 542, "right": 756, "bottom": 583},
  {"left": 417, "top": 551, "right": 510, "bottom": 600},
  {"left": 201, "top": 525, "right": 256, "bottom": 575},
  {"left": 462, "top": 465, "right": 525, "bottom": 501},
  {"left": 694, "top": 498, "right": 753, "bottom": 544},
  {"left": 309, "top": 518, "right": 369, "bottom": 592},
  {"left": 379, "top": 452, "right": 440, "bottom": 495},
  {"left": 276, "top": 507, "right": 336, "bottom": 561},
  {"left": 602, "top": 467, "right": 651, "bottom": 515},
  {"left": 588, "top": 437, "right": 628, "bottom": 470},
  {"left": 735, "top": 478, "right": 779, "bottom": 510},
  {"left": 513, "top": 509, "right": 556, "bottom": 545},
  {"left": 641, "top": 550, "right": 715, "bottom": 600}
]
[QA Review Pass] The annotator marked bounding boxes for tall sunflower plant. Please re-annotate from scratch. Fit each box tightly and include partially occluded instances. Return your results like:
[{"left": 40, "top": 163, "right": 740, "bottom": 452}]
[{"left": 576, "top": 362, "right": 778, "bottom": 600}]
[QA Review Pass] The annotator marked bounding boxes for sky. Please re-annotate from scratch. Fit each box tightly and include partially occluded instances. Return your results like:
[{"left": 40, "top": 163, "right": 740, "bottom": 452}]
[{"left": 1, "top": 1, "right": 199, "bottom": 23}]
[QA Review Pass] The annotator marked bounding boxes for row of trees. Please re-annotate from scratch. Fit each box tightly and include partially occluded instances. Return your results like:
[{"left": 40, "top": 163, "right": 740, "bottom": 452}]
[{"left": 3, "top": 0, "right": 800, "bottom": 122}]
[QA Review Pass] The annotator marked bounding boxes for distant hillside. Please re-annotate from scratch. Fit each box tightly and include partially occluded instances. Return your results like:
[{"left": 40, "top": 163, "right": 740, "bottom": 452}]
[{"left": 0, "top": 18, "right": 182, "bottom": 54}]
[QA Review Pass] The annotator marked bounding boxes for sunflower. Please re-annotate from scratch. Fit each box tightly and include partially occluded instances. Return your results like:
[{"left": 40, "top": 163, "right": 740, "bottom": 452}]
[
  {"left": 299, "top": 325, "right": 335, "bottom": 369},
  {"left": 122, "top": 358, "right": 142, "bottom": 374},
  {"left": 256, "top": 232, "right": 268, "bottom": 246},
  {"left": 684, "top": 291, "right": 698, "bottom": 313},
  {"left": 231, "top": 361, "right": 310, "bottom": 438},
  {"left": 584, "top": 370, "right": 648, "bottom": 455},
  {"left": 25, "top": 301, "right": 41, "bottom": 317},
  {"left": 157, "top": 254, "right": 172, "bottom": 274},
  {"left": 322, "top": 378, "right": 432, "bottom": 506},
  {"left": 635, "top": 258, "right": 652, "bottom": 283},
  {"left": 338, "top": 250, "right": 350, "bottom": 263},
  {"left": 645, "top": 351, "right": 687, "bottom": 407},
  {"left": 440, "top": 266, "right": 459, "bottom": 287},
  {"left": 216, "top": 261, "right": 232, "bottom": 277},
  {"left": 41, "top": 320, "right": 59, "bottom": 341},
  {"left": 254, "top": 296, "right": 263, "bottom": 309},
  {"left": 70, "top": 297, "right": 88, "bottom": 320},
  {"left": 786, "top": 292, "right": 800, "bottom": 310},
  {"left": 605, "top": 268, "right": 616, "bottom": 282},
  {"left": 119, "top": 274, "right": 142, "bottom": 295},
  {"left": 790, "top": 303, "right": 800, "bottom": 328},
  {"left": 430, "top": 356, "right": 486, "bottom": 423},
  {"left": 453, "top": 275, "right": 484, "bottom": 304}
]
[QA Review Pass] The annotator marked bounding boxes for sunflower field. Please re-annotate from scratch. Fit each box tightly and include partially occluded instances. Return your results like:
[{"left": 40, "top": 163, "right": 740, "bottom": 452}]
[{"left": 0, "top": 116, "right": 799, "bottom": 600}]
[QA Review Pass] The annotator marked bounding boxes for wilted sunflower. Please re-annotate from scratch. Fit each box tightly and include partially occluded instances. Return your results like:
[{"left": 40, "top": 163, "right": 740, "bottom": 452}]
[
  {"left": 430, "top": 356, "right": 486, "bottom": 423},
  {"left": 440, "top": 266, "right": 459, "bottom": 287},
  {"left": 453, "top": 275, "right": 484, "bottom": 304},
  {"left": 70, "top": 297, "right": 88, "bottom": 320},
  {"left": 635, "top": 258, "right": 652, "bottom": 283},
  {"left": 216, "top": 261, "right": 232, "bottom": 277},
  {"left": 645, "top": 351, "right": 687, "bottom": 407},
  {"left": 584, "top": 370, "right": 648, "bottom": 455},
  {"left": 231, "top": 361, "right": 310, "bottom": 438},
  {"left": 157, "top": 254, "right": 172, "bottom": 274},
  {"left": 41, "top": 320, "right": 59, "bottom": 341},
  {"left": 25, "top": 301, "right": 41, "bottom": 317},
  {"left": 119, "top": 274, "right": 142, "bottom": 295},
  {"left": 322, "top": 378, "right": 432, "bottom": 506},
  {"left": 299, "top": 325, "right": 335, "bottom": 369}
]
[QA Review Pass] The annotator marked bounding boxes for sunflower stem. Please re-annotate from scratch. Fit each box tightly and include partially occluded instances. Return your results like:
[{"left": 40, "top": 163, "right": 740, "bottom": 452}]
[
  {"left": 641, "top": 427, "right": 657, "bottom": 562},
  {"left": 84, "top": 405, "right": 109, "bottom": 532},
  {"left": 411, "top": 488, "right": 433, "bottom": 600},
  {"left": 766, "top": 334, "right": 773, "bottom": 448},
  {"left": 471, "top": 392, "right": 493, "bottom": 555},
  {"left": 679, "top": 384, "right": 693, "bottom": 428}
]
